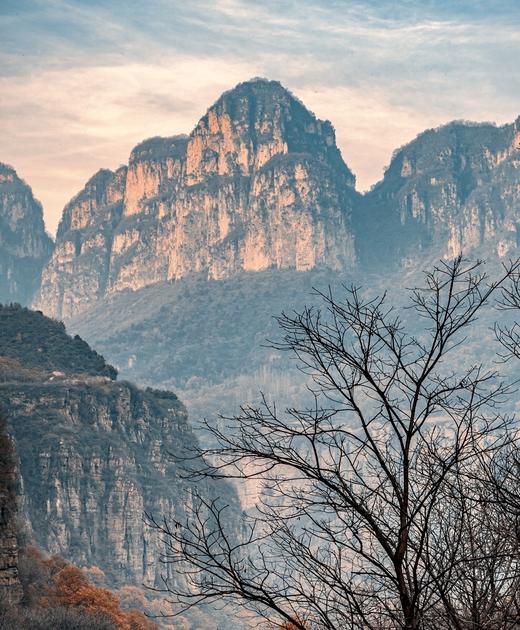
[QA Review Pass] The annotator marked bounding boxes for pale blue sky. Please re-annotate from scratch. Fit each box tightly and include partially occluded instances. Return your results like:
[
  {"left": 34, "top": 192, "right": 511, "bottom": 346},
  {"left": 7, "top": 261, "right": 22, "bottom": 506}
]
[{"left": 1, "top": 0, "right": 519, "bottom": 233}]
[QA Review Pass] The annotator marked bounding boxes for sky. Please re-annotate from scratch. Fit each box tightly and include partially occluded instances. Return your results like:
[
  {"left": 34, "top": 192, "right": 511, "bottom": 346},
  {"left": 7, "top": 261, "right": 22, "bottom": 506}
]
[{"left": 1, "top": 0, "right": 519, "bottom": 235}]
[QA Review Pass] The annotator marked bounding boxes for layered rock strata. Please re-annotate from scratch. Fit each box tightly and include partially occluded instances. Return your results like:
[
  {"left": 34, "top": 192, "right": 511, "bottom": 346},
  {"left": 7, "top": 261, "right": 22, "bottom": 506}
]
[
  {"left": 0, "top": 306, "right": 238, "bottom": 588},
  {"left": 35, "top": 79, "right": 358, "bottom": 319},
  {"left": 0, "top": 163, "right": 53, "bottom": 305}
]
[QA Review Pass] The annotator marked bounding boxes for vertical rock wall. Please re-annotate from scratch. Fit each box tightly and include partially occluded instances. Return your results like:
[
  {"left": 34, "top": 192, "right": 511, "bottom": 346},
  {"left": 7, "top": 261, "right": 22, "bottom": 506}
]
[
  {"left": 357, "top": 117, "right": 520, "bottom": 267},
  {"left": 0, "top": 164, "right": 53, "bottom": 305},
  {"left": 34, "top": 79, "right": 358, "bottom": 319},
  {"left": 0, "top": 416, "right": 22, "bottom": 604}
]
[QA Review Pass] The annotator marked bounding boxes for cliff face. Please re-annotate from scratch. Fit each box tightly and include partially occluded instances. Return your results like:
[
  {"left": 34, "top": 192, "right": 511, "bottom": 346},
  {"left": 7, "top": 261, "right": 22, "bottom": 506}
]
[
  {"left": 0, "top": 164, "right": 53, "bottom": 305},
  {"left": 357, "top": 117, "right": 520, "bottom": 267},
  {"left": 30, "top": 78, "right": 520, "bottom": 318},
  {"left": 3, "top": 379, "right": 201, "bottom": 588},
  {"left": 34, "top": 79, "right": 358, "bottom": 319},
  {"left": 36, "top": 167, "right": 127, "bottom": 320},
  {"left": 0, "top": 415, "right": 22, "bottom": 604},
  {"left": 0, "top": 305, "right": 238, "bottom": 589}
]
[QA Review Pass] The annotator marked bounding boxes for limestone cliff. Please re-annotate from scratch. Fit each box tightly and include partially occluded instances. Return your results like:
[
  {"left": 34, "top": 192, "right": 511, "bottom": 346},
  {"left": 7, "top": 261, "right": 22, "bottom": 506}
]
[
  {"left": 34, "top": 79, "right": 358, "bottom": 319},
  {"left": 30, "top": 79, "right": 520, "bottom": 318},
  {"left": 0, "top": 163, "right": 53, "bottom": 305},
  {"left": 0, "top": 414, "right": 22, "bottom": 604},
  {"left": 357, "top": 117, "right": 520, "bottom": 267},
  {"left": 0, "top": 305, "right": 239, "bottom": 589},
  {"left": 36, "top": 167, "right": 127, "bottom": 320}
]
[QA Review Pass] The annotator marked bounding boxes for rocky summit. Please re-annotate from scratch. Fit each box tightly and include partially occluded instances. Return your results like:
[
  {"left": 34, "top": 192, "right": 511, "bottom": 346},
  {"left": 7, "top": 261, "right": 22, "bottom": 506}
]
[
  {"left": 358, "top": 117, "right": 520, "bottom": 267},
  {"left": 0, "top": 163, "right": 53, "bottom": 306},
  {"left": 35, "top": 78, "right": 359, "bottom": 320},
  {"left": 33, "top": 79, "right": 520, "bottom": 322}
]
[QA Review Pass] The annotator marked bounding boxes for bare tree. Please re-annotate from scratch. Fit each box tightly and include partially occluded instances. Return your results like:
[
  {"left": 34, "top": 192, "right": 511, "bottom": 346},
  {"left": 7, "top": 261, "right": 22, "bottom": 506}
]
[
  {"left": 449, "top": 265, "right": 520, "bottom": 628},
  {"left": 150, "top": 257, "right": 520, "bottom": 629},
  {"left": 423, "top": 456, "right": 520, "bottom": 629},
  {"left": 495, "top": 266, "right": 520, "bottom": 361}
]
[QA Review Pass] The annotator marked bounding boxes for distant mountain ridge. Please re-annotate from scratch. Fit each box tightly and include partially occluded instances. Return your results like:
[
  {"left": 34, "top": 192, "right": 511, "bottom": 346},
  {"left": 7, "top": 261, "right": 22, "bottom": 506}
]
[
  {"left": 1, "top": 78, "right": 519, "bottom": 319},
  {"left": 357, "top": 118, "right": 520, "bottom": 267},
  {"left": 0, "top": 163, "right": 53, "bottom": 305}
]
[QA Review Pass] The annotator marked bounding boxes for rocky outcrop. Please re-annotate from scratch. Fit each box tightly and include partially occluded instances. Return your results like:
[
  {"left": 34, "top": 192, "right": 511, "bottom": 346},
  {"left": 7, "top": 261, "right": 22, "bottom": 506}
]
[
  {"left": 2, "top": 379, "right": 209, "bottom": 588},
  {"left": 0, "top": 305, "right": 239, "bottom": 589},
  {"left": 357, "top": 117, "right": 520, "bottom": 267},
  {"left": 0, "top": 415, "right": 22, "bottom": 604},
  {"left": 0, "top": 163, "right": 53, "bottom": 305},
  {"left": 30, "top": 78, "right": 520, "bottom": 317},
  {"left": 34, "top": 79, "right": 358, "bottom": 319},
  {"left": 35, "top": 167, "right": 127, "bottom": 320}
]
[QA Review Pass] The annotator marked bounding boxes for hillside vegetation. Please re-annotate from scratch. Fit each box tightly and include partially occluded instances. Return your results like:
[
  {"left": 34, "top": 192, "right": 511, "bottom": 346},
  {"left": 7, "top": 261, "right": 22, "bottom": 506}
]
[{"left": 0, "top": 304, "right": 116, "bottom": 379}]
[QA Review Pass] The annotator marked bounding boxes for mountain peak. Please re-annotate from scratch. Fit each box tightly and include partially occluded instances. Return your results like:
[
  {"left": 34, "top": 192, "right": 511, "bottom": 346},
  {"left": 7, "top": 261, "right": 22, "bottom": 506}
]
[
  {"left": 0, "top": 162, "right": 16, "bottom": 177},
  {"left": 34, "top": 78, "right": 359, "bottom": 318},
  {"left": 0, "top": 164, "right": 53, "bottom": 305},
  {"left": 71, "top": 169, "right": 116, "bottom": 200},
  {"left": 56, "top": 166, "right": 127, "bottom": 240},
  {"left": 205, "top": 77, "right": 315, "bottom": 129},
  {"left": 0, "top": 163, "right": 34, "bottom": 192},
  {"left": 189, "top": 77, "right": 354, "bottom": 188},
  {"left": 243, "top": 76, "right": 278, "bottom": 84},
  {"left": 217, "top": 77, "right": 297, "bottom": 100}
]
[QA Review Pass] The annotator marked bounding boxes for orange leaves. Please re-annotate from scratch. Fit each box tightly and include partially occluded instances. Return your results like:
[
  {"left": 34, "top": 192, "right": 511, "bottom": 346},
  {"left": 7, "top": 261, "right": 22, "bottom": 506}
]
[
  {"left": 52, "top": 565, "right": 123, "bottom": 624},
  {"left": 50, "top": 564, "right": 157, "bottom": 629},
  {"left": 125, "top": 607, "right": 159, "bottom": 630},
  {"left": 19, "top": 546, "right": 157, "bottom": 630}
]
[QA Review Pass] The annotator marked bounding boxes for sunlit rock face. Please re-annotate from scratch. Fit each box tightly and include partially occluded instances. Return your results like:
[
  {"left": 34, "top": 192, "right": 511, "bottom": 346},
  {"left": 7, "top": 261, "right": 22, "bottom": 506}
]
[
  {"left": 34, "top": 167, "right": 127, "bottom": 320},
  {"left": 0, "top": 163, "right": 53, "bottom": 305},
  {"left": 357, "top": 116, "right": 520, "bottom": 267},
  {"left": 33, "top": 77, "right": 520, "bottom": 319},
  {"left": 34, "top": 79, "right": 358, "bottom": 319}
]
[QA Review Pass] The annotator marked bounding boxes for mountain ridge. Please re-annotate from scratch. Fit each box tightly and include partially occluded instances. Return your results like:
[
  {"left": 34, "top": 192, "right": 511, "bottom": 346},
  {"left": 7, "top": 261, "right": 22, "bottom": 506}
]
[
  {"left": 356, "top": 115, "right": 520, "bottom": 266},
  {"left": 1, "top": 77, "right": 517, "bottom": 319},
  {"left": 0, "top": 304, "right": 239, "bottom": 593},
  {"left": 33, "top": 78, "right": 360, "bottom": 319}
]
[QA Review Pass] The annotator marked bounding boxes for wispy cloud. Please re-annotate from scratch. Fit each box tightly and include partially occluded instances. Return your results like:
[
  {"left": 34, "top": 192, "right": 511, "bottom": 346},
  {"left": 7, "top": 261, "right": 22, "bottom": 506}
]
[{"left": 1, "top": 0, "right": 519, "bottom": 233}]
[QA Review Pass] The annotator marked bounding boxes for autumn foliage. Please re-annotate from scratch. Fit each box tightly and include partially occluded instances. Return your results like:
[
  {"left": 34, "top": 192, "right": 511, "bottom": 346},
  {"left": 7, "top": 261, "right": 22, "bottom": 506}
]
[{"left": 20, "top": 546, "right": 157, "bottom": 630}]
